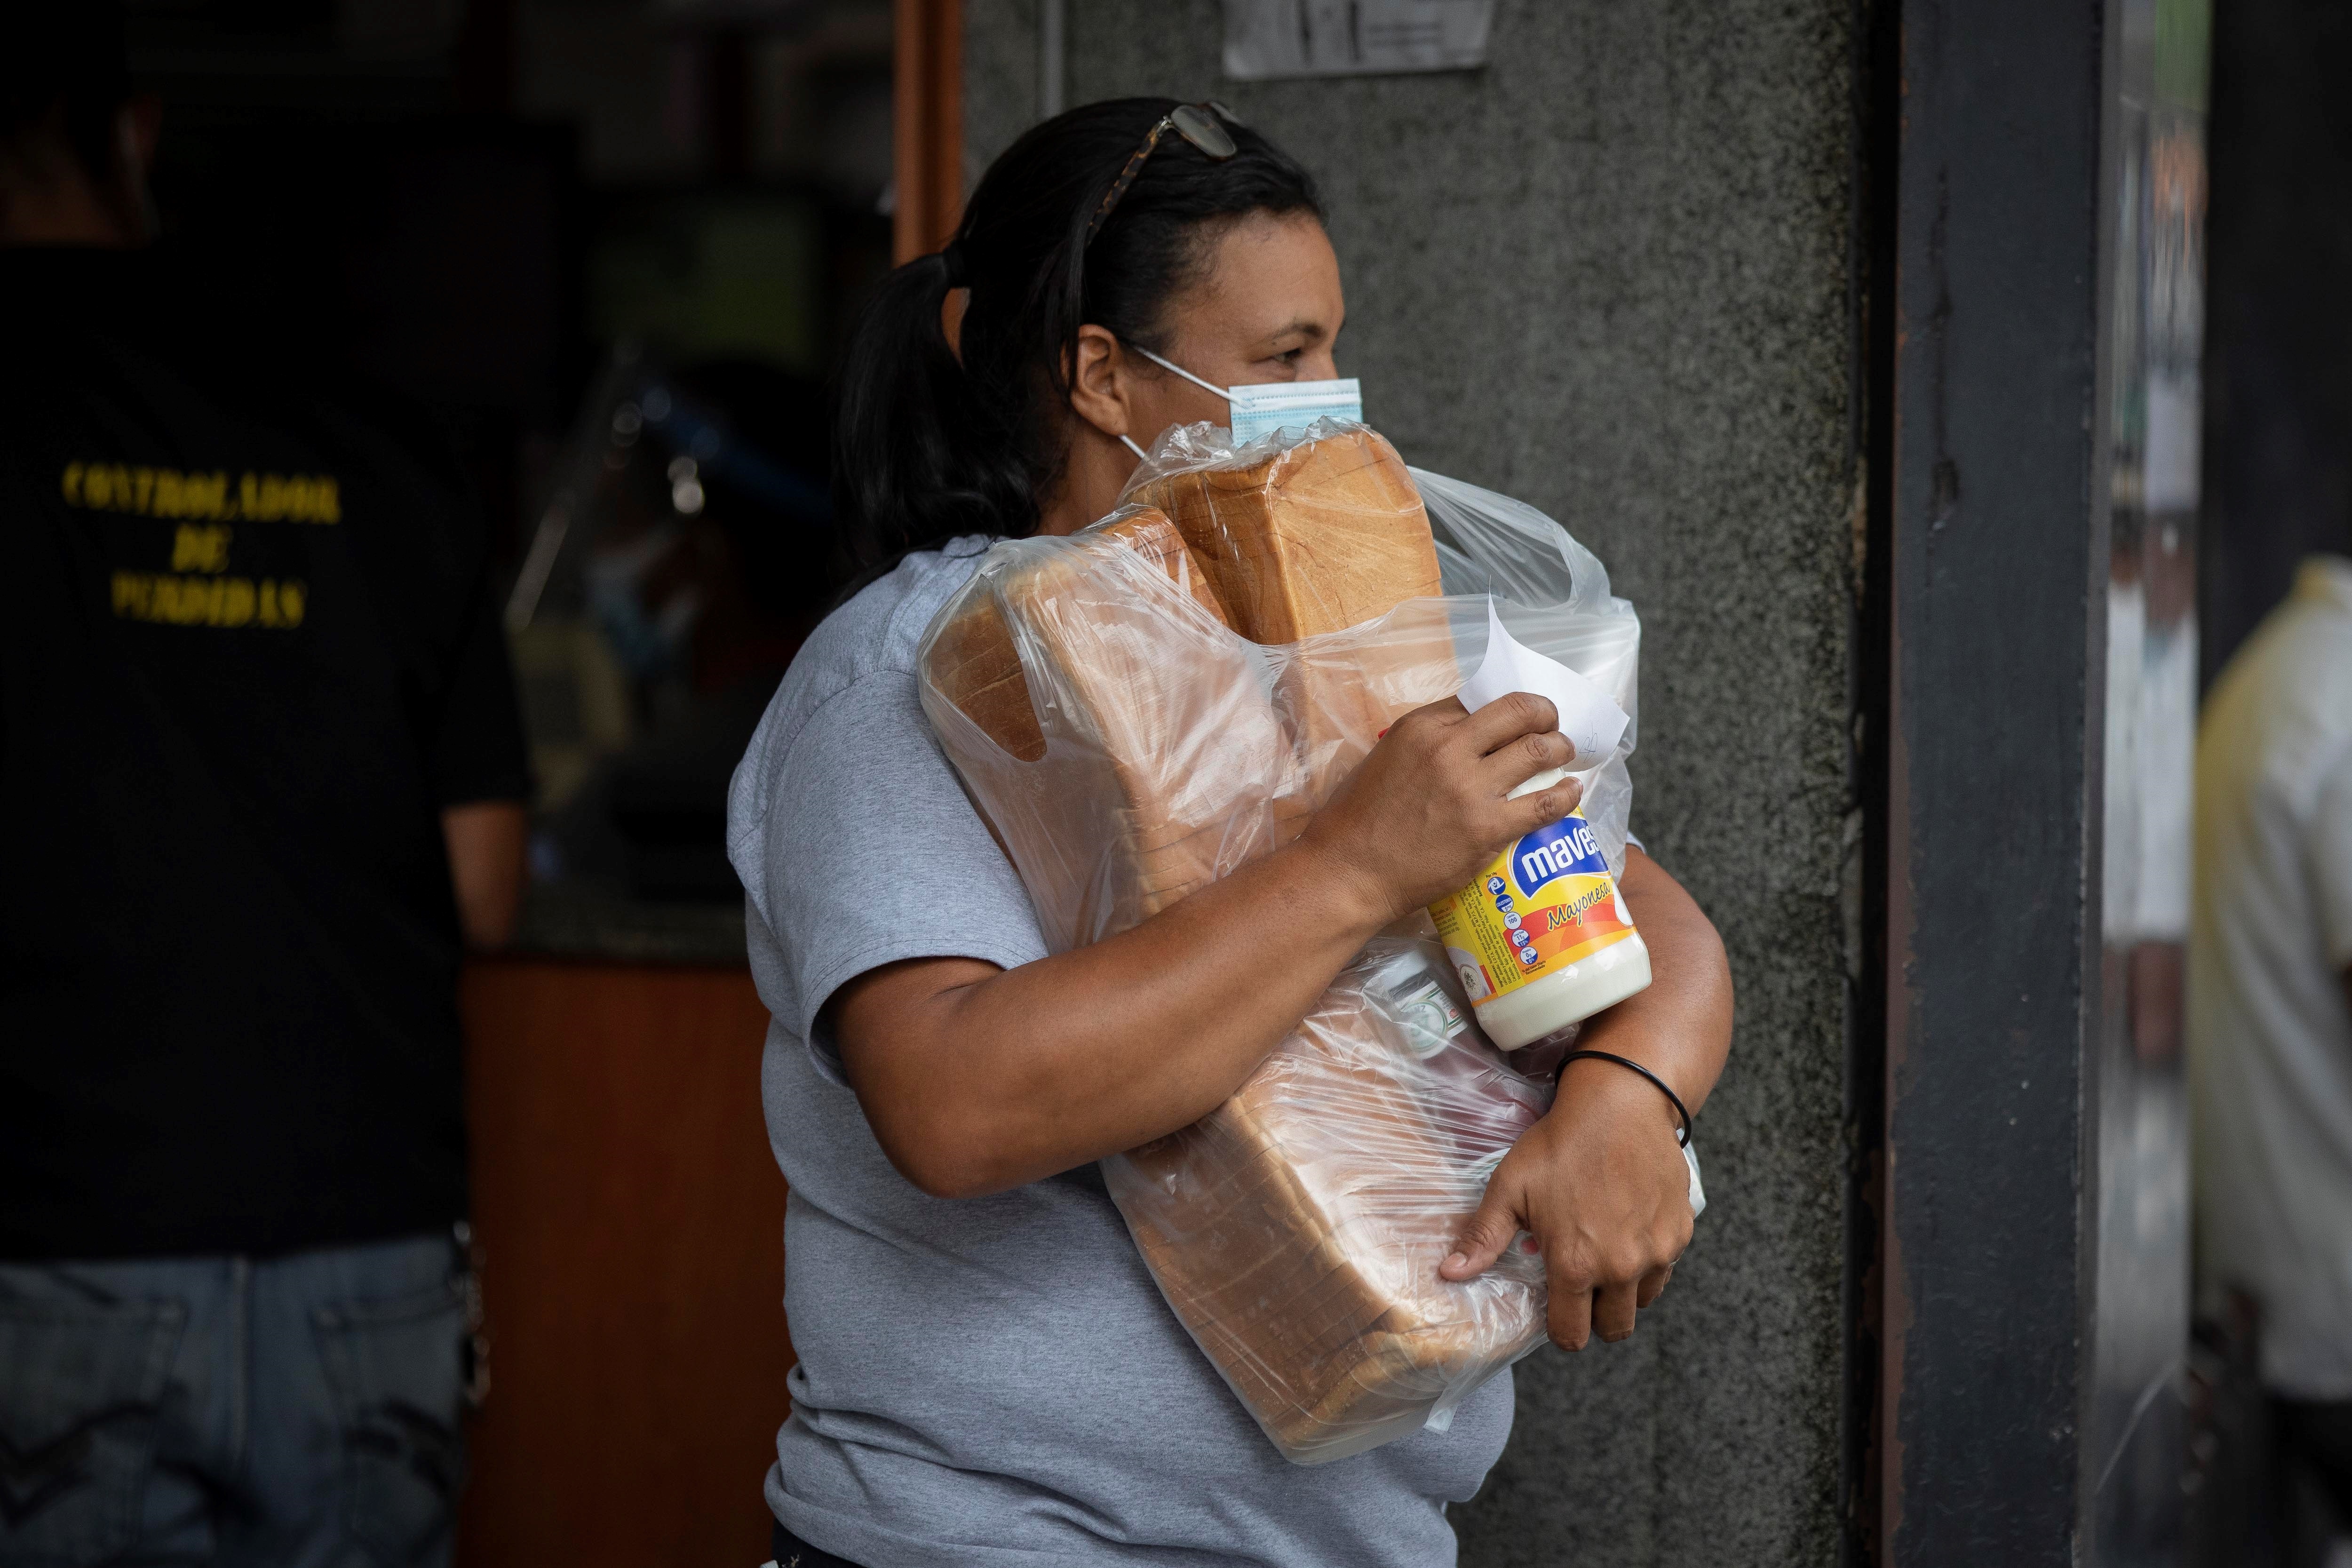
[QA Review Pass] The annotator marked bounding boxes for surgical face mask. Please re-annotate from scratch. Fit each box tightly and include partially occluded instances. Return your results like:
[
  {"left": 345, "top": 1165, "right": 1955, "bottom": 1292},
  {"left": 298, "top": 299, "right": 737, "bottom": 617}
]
[{"left": 1120, "top": 345, "right": 1363, "bottom": 457}]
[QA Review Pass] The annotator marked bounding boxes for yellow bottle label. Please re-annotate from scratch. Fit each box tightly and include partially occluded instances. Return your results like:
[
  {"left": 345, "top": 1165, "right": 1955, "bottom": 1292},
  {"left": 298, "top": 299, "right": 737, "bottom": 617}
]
[{"left": 1428, "top": 812, "right": 1637, "bottom": 1003}]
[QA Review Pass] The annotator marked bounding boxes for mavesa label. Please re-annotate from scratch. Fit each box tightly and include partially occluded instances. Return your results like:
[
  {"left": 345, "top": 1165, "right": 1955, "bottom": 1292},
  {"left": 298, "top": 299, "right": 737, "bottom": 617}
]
[{"left": 1430, "top": 812, "right": 1637, "bottom": 1003}]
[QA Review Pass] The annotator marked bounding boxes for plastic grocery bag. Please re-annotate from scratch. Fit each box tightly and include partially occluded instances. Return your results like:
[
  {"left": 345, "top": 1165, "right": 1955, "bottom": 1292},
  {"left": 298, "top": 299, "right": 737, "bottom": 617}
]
[{"left": 916, "top": 420, "right": 1641, "bottom": 1463}]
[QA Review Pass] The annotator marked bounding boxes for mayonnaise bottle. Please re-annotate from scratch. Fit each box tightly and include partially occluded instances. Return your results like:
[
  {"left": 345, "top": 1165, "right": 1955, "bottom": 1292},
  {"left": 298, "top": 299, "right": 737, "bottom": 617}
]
[{"left": 1426, "top": 602, "right": 1652, "bottom": 1050}]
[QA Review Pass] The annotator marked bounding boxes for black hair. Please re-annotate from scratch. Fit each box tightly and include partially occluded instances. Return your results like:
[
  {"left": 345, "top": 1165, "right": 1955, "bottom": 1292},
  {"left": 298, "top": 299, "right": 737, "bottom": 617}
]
[
  {"left": 830, "top": 97, "right": 1323, "bottom": 583},
  {"left": 0, "top": 1, "right": 130, "bottom": 185}
]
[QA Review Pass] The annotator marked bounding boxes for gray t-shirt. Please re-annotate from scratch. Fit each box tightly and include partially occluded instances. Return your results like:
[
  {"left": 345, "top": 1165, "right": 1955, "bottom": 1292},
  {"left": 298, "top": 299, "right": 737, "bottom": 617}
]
[{"left": 726, "top": 538, "right": 1512, "bottom": 1568}]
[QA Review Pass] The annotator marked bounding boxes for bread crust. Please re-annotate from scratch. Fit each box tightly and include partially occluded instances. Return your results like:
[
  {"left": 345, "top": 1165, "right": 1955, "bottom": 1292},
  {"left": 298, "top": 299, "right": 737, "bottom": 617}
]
[
  {"left": 1132, "top": 429, "right": 1444, "bottom": 642},
  {"left": 1118, "top": 993, "right": 1543, "bottom": 1459},
  {"left": 1136, "top": 430, "right": 1450, "bottom": 805},
  {"left": 928, "top": 505, "right": 1229, "bottom": 765}
]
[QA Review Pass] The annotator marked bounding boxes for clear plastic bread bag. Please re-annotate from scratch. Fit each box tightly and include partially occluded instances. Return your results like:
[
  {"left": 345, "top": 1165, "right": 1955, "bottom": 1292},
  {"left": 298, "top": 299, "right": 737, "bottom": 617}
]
[{"left": 916, "top": 420, "right": 1641, "bottom": 1464}]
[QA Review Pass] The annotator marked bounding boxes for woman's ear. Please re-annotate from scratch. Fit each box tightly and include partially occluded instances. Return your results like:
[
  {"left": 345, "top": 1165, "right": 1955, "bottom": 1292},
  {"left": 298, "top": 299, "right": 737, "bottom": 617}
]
[{"left": 1065, "top": 324, "right": 1134, "bottom": 442}]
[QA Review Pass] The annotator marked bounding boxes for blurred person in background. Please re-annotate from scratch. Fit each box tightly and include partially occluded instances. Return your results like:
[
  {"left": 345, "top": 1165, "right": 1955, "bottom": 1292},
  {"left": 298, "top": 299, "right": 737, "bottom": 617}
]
[
  {"left": 0, "top": 7, "right": 529, "bottom": 1564},
  {"left": 2192, "top": 554, "right": 2352, "bottom": 1565}
]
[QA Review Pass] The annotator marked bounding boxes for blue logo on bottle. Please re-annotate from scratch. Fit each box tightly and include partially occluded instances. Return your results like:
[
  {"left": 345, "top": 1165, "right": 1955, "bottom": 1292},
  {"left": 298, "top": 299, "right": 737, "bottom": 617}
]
[{"left": 1510, "top": 815, "right": 1607, "bottom": 898}]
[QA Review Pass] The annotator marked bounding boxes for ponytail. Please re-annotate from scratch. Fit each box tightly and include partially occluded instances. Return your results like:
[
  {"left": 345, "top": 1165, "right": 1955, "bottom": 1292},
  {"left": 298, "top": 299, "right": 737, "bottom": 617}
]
[
  {"left": 828, "top": 98, "right": 1323, "bottom": 586},
  {"left": 830, "top": 250, "right": 1037, "bottom": 582}
]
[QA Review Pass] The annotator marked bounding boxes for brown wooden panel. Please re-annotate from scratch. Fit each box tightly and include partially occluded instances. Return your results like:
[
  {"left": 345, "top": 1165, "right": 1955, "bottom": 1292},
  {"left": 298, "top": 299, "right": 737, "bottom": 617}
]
[
  {"left": 456, "top": 958, "right": 792, "bottom": 1568},
  {"left": 892, "top": 0, "right": 963, "bottom": 263}
]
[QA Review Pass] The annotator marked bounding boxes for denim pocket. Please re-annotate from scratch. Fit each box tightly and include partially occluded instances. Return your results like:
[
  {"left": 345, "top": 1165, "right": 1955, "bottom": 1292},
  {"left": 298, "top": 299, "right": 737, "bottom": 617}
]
[
  {"left": 312, "top": 1280, "right": 467, "bottom": 1568},
  {"left": 0, "top": 1289, "right": 183, "bottom": 1568}
]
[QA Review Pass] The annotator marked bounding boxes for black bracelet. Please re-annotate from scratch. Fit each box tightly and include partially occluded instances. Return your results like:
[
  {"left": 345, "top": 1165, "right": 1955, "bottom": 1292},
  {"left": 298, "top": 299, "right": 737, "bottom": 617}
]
[{"left": 1559, "top": 1049, "right": 1692, "bottom": 1146}]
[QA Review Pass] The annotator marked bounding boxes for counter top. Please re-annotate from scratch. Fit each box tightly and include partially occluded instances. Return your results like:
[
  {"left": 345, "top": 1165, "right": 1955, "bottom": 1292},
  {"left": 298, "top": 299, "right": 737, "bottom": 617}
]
[{"left": 507, "top": 880, "right": 748, "bottom": 967}]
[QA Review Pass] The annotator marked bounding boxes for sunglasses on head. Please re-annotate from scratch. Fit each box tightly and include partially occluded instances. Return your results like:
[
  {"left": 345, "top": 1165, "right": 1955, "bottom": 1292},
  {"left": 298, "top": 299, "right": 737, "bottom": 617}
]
[{"left": 1083, "top": 102, "right": 1241, "bottom": 248}]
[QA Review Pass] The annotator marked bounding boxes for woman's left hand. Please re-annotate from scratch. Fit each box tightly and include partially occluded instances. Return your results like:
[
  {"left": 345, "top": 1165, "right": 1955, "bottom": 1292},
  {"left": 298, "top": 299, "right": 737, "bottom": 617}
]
[
  {"left": 1436, "top": 846, "right": 1733, "bottom": 1348},
  {"left": 1439, "top": 1052, "right": 1693, "bottom": 1347}
]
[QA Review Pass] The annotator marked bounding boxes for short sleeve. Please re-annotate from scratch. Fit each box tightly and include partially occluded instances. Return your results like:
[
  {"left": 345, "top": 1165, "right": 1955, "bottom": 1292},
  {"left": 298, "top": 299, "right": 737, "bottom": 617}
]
[
  {"left": 2313, "top": 742, "right": 2352, "bottom": 970},
  {"left": 430, "top": 572, "right": 532, "bottom": 807},
  {"left": 748, "top": 670, "right": 1049, "bottom": 1078}
]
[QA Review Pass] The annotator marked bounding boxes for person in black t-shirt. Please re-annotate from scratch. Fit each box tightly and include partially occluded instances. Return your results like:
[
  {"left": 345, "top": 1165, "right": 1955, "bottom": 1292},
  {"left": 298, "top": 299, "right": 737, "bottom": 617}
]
[{"left": 0, "top": 12, "right": 529, "bottom": 1564}]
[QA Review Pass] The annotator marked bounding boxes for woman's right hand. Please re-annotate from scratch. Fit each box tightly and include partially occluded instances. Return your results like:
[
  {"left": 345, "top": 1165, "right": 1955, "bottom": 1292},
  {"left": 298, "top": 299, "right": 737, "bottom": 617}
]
[{"left": 1295, "top": 692, "right": 1585, "bottom": 923}]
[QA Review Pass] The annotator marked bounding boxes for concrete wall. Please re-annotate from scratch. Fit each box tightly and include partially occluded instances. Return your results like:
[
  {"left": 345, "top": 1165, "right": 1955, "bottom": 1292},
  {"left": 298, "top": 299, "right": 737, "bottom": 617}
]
[{"left": 962, "top": 4, "right": 1862, "bottom": 1561}]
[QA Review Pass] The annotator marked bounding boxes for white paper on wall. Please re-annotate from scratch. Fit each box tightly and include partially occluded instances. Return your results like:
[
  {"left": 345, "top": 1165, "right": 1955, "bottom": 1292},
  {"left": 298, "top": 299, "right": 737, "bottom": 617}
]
[{"left": 1221, "top": 0, "right": 1496, "bottom": 80}]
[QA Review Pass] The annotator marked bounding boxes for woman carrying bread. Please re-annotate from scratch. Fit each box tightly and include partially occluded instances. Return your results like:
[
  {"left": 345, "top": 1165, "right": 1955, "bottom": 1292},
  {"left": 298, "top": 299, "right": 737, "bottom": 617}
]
[{"left": 728, "top": 99, "right": 1733, "bottom": 1568}]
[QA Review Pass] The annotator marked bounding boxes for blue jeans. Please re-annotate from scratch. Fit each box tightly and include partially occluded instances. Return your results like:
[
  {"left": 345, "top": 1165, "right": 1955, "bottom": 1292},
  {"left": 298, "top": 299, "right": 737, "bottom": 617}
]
[{"left": 0, "top": 1232, "right": 472, "bottom": 1568}]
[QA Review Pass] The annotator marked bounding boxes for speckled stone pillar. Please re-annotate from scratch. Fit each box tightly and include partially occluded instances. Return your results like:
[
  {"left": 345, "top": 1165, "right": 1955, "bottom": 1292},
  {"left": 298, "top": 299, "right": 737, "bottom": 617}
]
[{"left": 961, "top": 6, "right": 1864, "bottom": 1560}]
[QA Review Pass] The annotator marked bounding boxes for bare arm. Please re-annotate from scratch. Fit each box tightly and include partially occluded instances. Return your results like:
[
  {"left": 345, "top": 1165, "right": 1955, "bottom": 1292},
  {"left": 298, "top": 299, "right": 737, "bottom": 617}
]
[
  {"left": 1570, "top": 849, "right": 1734, "bottom": 1117},
  {"left": 832, "top": 693, "right": 1584, "bottom": 1199},
  {"left": 1441, "top": 846, "right": 1734, "bottom": 1349},
  {"left": 441, "top": 801, "right": 528, "bottom": 950}
]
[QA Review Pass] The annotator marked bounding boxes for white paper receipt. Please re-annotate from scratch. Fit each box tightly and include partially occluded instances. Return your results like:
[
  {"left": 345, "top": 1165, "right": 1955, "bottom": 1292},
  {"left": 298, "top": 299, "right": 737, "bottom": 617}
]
[{"left": 1456, "top": 598, "right": 1630, "bottom": 769}]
